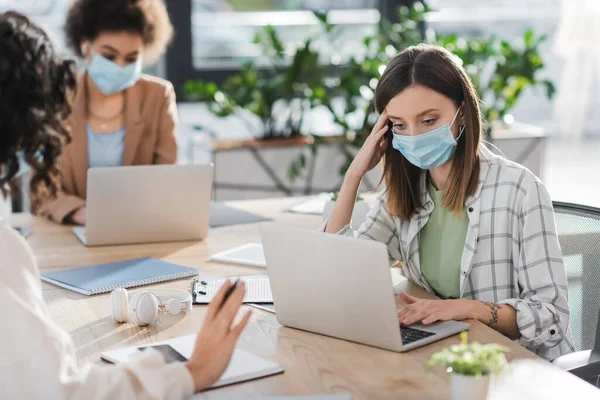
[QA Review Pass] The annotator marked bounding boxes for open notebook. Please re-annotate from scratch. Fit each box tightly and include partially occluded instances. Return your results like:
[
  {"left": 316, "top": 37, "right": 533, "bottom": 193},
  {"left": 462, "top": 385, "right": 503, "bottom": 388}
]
[
  {"left": 41, "top": 257, "right": 198, "bottom": 296},
  {"left": 101, "top": 335, "right": 283, "bottom": 389}
]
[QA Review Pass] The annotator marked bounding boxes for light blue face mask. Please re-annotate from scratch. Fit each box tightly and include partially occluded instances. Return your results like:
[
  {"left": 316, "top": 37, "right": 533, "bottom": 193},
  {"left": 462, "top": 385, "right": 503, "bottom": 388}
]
[
  {"left": 88, "top": 52, "right": 142, "bottom": 96},
  {"left": 391, "top": 108, "right": 465, "bottom": 170}
]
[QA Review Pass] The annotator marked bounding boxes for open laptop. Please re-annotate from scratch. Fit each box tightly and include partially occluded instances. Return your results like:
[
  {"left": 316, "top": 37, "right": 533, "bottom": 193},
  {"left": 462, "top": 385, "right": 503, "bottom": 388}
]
[
  {"left": 259, "top": 223, "right": 470, "bottom": 352},
  {"left": 73, "top": 164, "right": 213, "bottom": 246}
]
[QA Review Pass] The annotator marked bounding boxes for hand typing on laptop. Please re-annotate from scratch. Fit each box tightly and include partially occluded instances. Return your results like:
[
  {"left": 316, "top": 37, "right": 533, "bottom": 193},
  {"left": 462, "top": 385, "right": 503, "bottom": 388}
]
[
  {"left": 397, "top": 292, "right": 520, "bottom": 340},
  {"left": 397, "top": 292, "right": 475, "bottom": 326}
]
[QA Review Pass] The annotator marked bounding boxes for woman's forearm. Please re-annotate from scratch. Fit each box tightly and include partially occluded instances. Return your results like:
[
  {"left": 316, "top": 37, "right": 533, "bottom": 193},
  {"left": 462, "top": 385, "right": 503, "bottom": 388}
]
[
  {"left": 472, "top": 301, "right": 520, "bottom": 339},
  {"left": 324, "top": 174, "right": 362, "bottom": 234}
]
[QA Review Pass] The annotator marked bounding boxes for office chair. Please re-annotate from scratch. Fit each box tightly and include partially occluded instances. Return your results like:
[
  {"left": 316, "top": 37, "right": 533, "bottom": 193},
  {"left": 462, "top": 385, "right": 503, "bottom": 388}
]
[{"left": 552, "top": 201, "right": 600, "bottom": 386}]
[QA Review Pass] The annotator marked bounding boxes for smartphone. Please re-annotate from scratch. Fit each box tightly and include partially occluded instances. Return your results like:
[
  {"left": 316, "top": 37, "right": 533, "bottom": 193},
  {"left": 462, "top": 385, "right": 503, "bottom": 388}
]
[
  {"left": 14, "top": 226, "right": 33, "bottom": 238},
  {"left": 138, "top": 345, "right": 187, "bottom": 363},
  {"left": 218, "top": 278, "right": 240, "bottom": 311}
]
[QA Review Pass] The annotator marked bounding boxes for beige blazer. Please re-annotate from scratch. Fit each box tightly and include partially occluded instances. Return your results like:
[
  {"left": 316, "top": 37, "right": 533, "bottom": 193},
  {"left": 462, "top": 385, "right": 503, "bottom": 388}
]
[{"left": 32, "top": 73, "right": 178, "bottom": 223}]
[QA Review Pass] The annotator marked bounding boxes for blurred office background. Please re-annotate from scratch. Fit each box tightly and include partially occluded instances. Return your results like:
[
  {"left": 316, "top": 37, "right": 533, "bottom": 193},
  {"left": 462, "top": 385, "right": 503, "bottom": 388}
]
[{"left": 1, "top": 0, "right": 599, "bottom": 206}]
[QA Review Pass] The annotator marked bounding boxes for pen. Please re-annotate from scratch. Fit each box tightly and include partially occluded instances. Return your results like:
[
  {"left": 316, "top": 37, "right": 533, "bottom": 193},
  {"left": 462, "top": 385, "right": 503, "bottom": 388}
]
[{"left": 218, "top": 279, "right": 240, "bottom": 311}]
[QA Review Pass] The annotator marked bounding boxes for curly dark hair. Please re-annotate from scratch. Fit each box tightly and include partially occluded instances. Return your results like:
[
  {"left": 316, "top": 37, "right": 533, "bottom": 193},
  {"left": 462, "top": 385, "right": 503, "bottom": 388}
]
[
  {"left": 0, "top": 12, "right": 76, "bottom": 201},
  {"left": 65, "top": 0, "right": 173, "bottom": 63}
]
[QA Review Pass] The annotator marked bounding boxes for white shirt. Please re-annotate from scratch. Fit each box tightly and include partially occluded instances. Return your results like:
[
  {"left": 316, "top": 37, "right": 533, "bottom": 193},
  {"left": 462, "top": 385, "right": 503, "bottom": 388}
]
[
  {"left": 0, "top": 200, "right": 195, "bottom": 399},
  {"left": 333, "top": 147, "right": 574, "bottom": 361}
]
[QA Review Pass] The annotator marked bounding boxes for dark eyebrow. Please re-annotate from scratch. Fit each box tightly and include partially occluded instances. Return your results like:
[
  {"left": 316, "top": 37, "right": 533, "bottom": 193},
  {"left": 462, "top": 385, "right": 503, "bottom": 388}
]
[
  {"left": 388, "top": 108, "right": 440, "bottom": 120},
  {"left": 100, "top": 45, "right": 139, "bottom": 57},
  {"left": 100, "top": 45, "right": 118, "bottom": 53}
]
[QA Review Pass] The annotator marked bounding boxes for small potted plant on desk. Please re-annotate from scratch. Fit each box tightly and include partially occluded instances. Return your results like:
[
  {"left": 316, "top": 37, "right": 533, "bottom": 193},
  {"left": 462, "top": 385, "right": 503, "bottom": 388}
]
[
  {"left": 323, "top": 192, "right": 371, "bottom": 231},
  {"left": 427, "top": 332, "right": 509, "bottom": 400}
]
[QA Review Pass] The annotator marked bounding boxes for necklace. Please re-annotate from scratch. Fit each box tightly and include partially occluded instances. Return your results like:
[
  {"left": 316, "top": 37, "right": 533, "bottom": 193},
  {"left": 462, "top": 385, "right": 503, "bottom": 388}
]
[{"left": 88, "top": 106, "right": 124, "bottom": 132}]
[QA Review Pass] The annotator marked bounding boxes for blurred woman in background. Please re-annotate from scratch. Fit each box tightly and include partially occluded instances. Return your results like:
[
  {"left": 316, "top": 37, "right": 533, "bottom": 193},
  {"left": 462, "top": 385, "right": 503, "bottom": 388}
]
[{"left": 33, "top": 0, "right": 178, "bottom": 225}]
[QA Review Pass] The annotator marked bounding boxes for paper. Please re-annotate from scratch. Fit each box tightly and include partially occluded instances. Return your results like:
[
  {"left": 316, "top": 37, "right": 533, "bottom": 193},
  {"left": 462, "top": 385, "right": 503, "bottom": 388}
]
[
  {"left": 286, "top": 193, "right": 332, "bottom": 215},
  {"left": 194, "top": 276, "right": 272, "bottom": 304},
  {"left": 211, "top": 243, "right": 266, "bottom": 267}
]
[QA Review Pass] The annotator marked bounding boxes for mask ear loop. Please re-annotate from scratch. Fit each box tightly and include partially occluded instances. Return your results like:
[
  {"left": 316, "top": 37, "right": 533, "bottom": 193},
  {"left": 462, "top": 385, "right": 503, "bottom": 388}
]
[
  {"left": 450, "top": 106, "right": 461, "bottom": 127},
  {"left": 456, "top": 124, "right": 466, "bottom": 141},
  {"left": 451, "top": 106, "right": 465, "bottom": 142}
]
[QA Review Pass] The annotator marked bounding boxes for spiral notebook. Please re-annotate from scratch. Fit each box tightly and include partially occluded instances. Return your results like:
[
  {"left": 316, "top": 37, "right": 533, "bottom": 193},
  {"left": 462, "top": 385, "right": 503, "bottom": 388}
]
[{"left": 41, "top": 257, "right": 198, "bottom": 296}]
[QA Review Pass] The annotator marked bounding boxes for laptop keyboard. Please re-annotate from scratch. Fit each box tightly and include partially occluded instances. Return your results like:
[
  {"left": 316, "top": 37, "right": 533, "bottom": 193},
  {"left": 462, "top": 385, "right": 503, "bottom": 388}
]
[{"left": 400, "top": 326, "right": 436, "bottom": 345}]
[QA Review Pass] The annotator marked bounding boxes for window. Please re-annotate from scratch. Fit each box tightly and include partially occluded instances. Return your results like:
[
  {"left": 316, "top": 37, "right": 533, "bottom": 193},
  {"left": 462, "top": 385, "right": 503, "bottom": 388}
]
[
  {"left": 0, "top": 0, "right": 72, "bottom": 55},
  {"left": 191, "top": 0, "right": 380, "bottom": 70}
]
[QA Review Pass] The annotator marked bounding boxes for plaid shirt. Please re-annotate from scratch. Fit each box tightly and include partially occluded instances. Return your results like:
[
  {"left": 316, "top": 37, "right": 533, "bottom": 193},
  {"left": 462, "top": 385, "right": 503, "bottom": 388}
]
[{"left": 337, "top": 147, "right": 574, "bottom": 360}]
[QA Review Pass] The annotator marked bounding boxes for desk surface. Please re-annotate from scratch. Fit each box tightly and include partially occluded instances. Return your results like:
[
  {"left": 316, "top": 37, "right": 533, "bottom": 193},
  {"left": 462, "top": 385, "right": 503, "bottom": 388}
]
[{"left": 11, "top": 197, "right": 538, "bottom": 400}]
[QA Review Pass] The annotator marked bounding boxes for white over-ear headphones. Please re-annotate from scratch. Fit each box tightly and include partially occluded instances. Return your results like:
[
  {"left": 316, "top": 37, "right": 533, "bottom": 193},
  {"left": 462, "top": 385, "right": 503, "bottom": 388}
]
[{"left": 110, "top": 288, "right": 193, "bottom": 326}]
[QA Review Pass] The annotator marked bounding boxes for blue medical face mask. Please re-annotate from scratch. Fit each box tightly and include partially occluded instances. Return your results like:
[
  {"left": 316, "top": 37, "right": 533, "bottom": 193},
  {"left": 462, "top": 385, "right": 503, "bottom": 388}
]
[
  {"left": 391, "top": 108, "right": 465, "bottom": 170},
  {"left": 87, "top": 52, "right": 142, "bottom": 96}
]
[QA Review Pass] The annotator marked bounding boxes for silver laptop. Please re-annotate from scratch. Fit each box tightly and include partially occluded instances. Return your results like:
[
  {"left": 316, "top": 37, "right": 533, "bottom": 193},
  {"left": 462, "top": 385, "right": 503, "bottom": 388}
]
[
  {"left": 73, "top": 164, "right": 213, "bottom": 246},
  {"left": 259, "top": 223, "right": 470, "bottom": 352}
]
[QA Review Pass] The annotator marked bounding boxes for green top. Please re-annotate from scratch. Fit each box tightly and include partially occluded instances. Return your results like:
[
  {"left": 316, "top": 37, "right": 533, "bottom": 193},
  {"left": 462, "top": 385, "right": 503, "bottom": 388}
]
[{"left": 419, "top": 182, "right": 469, "bottom": 299}]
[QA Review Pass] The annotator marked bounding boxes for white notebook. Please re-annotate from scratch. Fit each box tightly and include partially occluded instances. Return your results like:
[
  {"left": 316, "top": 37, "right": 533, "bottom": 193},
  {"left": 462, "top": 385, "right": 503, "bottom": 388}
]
[
  {"left": 101, "top": 335, "right": 283, "bottom": 389},
  {"left": 210, "top": 243, "right": 266, "bottom": 268},
  {"left": 194, "top": 276, "right": 272, "bottom": 304}
]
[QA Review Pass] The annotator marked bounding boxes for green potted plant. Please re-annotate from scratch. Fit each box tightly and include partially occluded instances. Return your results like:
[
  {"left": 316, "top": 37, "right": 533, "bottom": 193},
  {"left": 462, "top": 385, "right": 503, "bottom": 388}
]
[
  {"left": 182, "top": 13, "right": 352, "bottom": 197},
  {"left": 322, "top": 192, "right": 370, "bottom": 230},
  {"left": 427, "top": 332, "right": 509, "bottom": 400},
  {"left": 181, "top": 2, "right": 555, "bottom": 197},
  {"left": 183, "top": 16, "right": 331, "bottom": 143}
]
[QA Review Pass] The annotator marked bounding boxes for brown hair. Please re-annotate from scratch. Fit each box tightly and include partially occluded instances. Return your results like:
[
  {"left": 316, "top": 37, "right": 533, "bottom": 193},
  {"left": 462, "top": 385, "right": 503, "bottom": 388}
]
[
  {"left": 374, "top": 44, "right": 481, "bottom": 219},
  {"left": 0, "top": 12, "right": 76, "bottom": 201},
  {"left": 65, "top": 0, "right": 173, "bottom": 64}
]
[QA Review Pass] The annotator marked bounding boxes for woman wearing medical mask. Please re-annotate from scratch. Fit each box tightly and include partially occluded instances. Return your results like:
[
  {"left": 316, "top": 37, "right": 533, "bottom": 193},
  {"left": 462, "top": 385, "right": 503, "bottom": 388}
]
[
  {"left": 32, "top": 0, "right": 177, "bottom": 225},
  {"left": 325, "top": 44, "right": 573, "bottom": 361}
]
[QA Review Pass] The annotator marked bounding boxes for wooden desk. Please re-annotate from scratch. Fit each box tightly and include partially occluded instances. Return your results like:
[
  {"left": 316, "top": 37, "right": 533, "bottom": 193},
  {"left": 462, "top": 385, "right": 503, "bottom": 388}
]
[{"left": 11, "top": 197, "right": 539, "bottom": 400}]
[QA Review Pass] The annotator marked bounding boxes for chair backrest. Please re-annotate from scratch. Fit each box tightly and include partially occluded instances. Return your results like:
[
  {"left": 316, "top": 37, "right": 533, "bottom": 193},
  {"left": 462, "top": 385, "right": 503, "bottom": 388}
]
[{"left": 553, "top": 201, "right": 600, "bottom": 352}]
